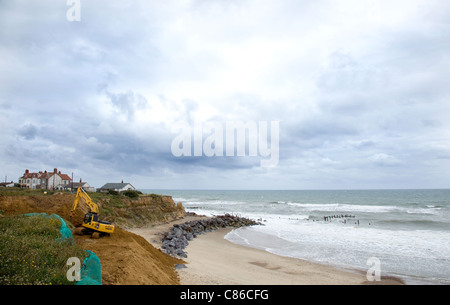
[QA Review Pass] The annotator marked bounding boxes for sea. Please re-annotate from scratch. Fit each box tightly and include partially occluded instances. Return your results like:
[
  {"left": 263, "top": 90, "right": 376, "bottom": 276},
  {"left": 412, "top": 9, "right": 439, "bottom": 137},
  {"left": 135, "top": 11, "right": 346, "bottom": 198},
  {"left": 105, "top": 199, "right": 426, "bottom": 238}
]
[{"left": 141, "top": 189, "right": 450, "bottom": 284}]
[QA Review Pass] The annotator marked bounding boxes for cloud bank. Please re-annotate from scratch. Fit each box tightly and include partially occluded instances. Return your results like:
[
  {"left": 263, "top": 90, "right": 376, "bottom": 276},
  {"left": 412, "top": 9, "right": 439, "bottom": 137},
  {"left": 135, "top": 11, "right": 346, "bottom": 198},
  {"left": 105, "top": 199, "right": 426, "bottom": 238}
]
[{"left": 1, "top": 0, "right": 450, "bottom": 189}]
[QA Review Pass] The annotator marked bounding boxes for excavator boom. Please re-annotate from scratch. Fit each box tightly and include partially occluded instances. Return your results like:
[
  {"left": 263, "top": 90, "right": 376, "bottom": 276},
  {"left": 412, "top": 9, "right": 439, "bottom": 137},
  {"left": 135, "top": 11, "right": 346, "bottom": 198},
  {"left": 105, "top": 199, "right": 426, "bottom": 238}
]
[{"left": 71, "top": 187, "right": 99, "bottom": 215}]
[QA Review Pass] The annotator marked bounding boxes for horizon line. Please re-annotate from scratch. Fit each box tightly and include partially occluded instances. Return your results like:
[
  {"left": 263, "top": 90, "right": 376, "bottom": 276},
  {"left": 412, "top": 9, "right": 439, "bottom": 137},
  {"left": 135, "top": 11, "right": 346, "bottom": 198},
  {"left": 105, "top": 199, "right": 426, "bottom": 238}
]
[{"left": 136, "top": 188, "right": 450, "bottom": 192}]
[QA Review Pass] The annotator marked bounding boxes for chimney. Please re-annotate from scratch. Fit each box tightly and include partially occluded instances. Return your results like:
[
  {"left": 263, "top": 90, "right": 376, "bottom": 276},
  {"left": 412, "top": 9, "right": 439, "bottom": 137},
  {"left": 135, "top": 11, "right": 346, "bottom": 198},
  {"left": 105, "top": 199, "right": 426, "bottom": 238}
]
[
  {"left": 25, "top": 169, "right": 29, "bottom": 174},
  {"left": 80, "top": 178, "right": 82, "bottom": 183},
  {"left": 121, "top": 180, "right": 124, "bottom": 183},
  {"left": 54, "top": 168, "right": 57, "bottom": 173}
]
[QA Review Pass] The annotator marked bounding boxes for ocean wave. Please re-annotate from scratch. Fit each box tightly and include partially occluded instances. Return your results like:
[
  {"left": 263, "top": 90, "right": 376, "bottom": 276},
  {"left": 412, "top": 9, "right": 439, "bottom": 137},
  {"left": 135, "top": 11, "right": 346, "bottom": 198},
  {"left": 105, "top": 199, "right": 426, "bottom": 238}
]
[
  {"left": 406, "top": 208, "right": 440, "bottom": 215},
  {"left": 282, "top": 202, "right": 445, "bottom": 215},
  {"left": 172, "top": 197, "right": 200, "bottom": 203},
  {"left": 285, "top": 202, "right": 397, "bottom": 213},
  {"left": 183, "top": 200, "right": 250, "bottom": 207},
  {"left": 425, "top": 205, "right": 445, "bottom": 209},
  {"left": 377, "top": 219, "right": 449, "bottom": 229}
]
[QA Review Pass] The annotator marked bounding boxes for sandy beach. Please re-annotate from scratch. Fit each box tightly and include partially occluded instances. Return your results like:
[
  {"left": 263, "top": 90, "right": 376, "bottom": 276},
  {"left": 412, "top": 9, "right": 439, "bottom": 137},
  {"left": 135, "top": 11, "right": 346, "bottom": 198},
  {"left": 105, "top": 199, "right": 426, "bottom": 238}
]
[{"left": 130, "top": 218, "right": 404, "bottom": 285}]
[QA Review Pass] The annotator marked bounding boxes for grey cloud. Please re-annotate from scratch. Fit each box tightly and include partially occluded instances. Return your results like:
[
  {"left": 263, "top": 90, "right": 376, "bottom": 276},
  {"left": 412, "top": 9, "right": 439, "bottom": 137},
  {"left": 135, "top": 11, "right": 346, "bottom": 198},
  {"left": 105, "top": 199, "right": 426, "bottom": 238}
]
[
  {"left": 347, "top": 140, "right": 376, "bottom": 150},
  {"left": 181, "top": 99, "right": 199, "bottom": 125},
  {"left": 18, "top": 123, "right": 38, "bottom": 140},
  {"left": 369, "top": 153, "right": 401, "bottom": 167},
  {"left": 106, "top": 90, "right": 148, "bottom": 118},
  {"left": 2, "top": 0, "right": 450, "bottom": 189},
  {"left": 290, "top": 117, "right": 359, "bottom": 140}
]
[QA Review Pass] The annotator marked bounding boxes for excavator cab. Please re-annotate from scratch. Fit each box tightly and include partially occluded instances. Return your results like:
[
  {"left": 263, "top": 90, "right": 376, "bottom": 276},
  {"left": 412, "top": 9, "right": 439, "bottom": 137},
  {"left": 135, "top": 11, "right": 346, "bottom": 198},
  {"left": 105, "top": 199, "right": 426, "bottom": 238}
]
[
  {"left": 83, "top": 213, "right": 93, "bottom": 224},
  {"left": 83, "top": 213, "right": 102, "bottom": 224},
  {"left": 82, "top": 213, "right": 114, "bottom": 235}
]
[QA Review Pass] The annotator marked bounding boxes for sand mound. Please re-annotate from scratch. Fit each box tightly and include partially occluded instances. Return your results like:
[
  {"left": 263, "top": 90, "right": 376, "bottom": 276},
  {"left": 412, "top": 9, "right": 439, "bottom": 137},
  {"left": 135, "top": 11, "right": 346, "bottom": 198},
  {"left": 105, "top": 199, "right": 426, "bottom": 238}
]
[{"left": 75, "top": 227, "right": 184, "bottom": 285}]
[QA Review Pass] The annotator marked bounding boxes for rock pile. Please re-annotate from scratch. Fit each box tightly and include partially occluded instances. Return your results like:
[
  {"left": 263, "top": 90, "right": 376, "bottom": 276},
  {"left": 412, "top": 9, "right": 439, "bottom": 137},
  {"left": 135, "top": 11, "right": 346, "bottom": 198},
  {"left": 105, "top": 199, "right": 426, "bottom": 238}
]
[{"left": 161, "top": 214, "right": 260, "bottom": 258}]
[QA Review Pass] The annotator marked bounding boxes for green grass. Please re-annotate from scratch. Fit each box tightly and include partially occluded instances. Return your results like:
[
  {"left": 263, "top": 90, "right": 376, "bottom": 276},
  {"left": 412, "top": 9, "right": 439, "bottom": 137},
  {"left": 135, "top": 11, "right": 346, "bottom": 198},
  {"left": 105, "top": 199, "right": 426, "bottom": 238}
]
[
  {"left": 88, "top": 191, "right": 162, "bottom": 216},
  {"left": 87, "top": 193, "right": 128, "bottom": 218},
  {"left": 0, "top": 214, "right": 87, "bottom": 285},
  {"left": 0, "top": 187, "right": 60, "bottom": 196}
]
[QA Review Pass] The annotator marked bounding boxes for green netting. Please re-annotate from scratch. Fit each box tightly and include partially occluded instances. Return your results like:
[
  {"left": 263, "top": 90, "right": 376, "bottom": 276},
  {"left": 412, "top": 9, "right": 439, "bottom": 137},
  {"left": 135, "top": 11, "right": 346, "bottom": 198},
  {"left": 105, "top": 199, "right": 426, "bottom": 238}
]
[
  {"left": 23, "top": 213, "right": 102, "bottom": 285},
  {"left": 77, "top": 250, "right": 102, "bottom": 285},
  {"left": 24, "top": 212, "right": 73, "bottom": 242}
]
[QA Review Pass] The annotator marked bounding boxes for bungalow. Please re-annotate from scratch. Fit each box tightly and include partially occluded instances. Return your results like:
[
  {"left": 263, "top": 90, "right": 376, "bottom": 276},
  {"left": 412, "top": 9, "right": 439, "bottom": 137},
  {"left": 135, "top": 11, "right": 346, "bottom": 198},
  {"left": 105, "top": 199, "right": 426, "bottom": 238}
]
[
  {"left": 66, "top": 179, "right": 95, "bottom": 192},
  {"left": 0, "top": 181, "right": 15, "bottom": 188},
  {"left": 97, "top": 182, "right": 136, "bottom": 193}
]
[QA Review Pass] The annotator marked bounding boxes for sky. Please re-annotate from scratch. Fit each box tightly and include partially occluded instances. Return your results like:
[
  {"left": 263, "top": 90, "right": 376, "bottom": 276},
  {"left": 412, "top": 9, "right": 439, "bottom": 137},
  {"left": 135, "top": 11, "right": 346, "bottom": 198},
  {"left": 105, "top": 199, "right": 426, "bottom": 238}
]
[{"left": 1, "top": 0, "right": 450, "bottom": 190}]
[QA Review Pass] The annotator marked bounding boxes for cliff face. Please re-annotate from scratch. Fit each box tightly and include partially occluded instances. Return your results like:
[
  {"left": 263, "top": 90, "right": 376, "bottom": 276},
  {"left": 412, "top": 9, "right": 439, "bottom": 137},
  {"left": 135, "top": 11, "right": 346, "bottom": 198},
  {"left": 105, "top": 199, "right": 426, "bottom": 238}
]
[
  {"left": 97, "top": 195, "right": 186, "bottom": 228},
  {"left": 0, "top": 192, "right": 185, "bottom": 229}
]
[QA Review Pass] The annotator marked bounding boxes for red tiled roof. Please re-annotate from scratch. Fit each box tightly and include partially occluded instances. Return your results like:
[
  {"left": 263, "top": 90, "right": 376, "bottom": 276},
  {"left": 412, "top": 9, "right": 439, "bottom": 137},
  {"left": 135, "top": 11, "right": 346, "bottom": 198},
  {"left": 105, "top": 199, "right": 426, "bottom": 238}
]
[
  {"left": 60, "top": 174, "right": 71, "bottom": 181},
  {"left": 21, "top": 173, "right": 39, "bottom": 179},
  {"left": 21, "top": 170, "right": 72, "bottom": 181}
]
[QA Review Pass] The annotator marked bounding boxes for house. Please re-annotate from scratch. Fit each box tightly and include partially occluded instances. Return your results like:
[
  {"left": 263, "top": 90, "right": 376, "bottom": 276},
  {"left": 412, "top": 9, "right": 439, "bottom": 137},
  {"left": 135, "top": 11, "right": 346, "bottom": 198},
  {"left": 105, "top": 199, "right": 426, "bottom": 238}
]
[
  {"left": 97, "top": 182, "right": 136, "bottom": 193},
  {"left": 18, "top": 168, "right": 72, "bottom": 190},
  {"left": 0, "top": 181, "right": 15, "bottom": 188},
  {"left": 67, "top": 179, "right": 95, "bottom": 192},
  {"left": 18, "top": 170, "right": 40, "bottom": 189}
]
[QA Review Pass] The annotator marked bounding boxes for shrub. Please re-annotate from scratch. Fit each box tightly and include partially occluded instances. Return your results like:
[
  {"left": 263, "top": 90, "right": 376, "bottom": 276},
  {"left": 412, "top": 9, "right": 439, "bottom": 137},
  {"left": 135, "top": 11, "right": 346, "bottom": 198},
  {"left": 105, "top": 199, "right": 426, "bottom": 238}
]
[{"left": 122, "top": 190, "right": 142, "bottom": 198}]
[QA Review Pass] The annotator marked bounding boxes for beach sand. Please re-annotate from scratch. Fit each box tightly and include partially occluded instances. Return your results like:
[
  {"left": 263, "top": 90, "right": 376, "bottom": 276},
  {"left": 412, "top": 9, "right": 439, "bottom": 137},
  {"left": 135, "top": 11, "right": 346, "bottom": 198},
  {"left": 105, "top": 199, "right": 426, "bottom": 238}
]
[
  {"left": 178, "top": 228, "right": 366, "bottom": 285},
  {"left": 130, "top": 218, "right": 404, "bottom": 285}
]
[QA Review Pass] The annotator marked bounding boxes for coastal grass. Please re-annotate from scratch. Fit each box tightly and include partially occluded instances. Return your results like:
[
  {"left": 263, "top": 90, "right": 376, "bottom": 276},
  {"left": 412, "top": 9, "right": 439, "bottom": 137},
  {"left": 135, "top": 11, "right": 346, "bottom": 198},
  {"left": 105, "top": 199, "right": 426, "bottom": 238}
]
[
  {"left": 88, "top": 191, "right": 165, "bottom": 218},
  {"left": 0, "top": 214, "right": 87, "bottom": 285},
  {"left": 0, "top": 187, "right": 57, "bottom": 196}
]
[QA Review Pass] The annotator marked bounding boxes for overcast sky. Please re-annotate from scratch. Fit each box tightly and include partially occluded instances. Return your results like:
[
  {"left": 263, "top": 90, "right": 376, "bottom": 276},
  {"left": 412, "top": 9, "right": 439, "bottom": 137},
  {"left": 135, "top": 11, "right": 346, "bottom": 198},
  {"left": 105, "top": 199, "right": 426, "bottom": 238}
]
[{"left": 1, "top": 0, "right": 450, "bottom": 190}]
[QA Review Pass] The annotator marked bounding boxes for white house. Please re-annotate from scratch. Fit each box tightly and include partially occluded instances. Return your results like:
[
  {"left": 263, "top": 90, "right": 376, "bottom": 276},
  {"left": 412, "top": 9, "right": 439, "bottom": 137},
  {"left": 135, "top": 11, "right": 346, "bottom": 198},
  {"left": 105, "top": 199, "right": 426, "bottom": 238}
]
[
  {"left": 18, "top": 168, "right": 72, "bottom": 190},
  {"left": 18, "top": 170, "right": 40, "bottom": 189},
  {"left": 0, "top": 181, "right": 15, "bottom": 188},
  {"left": 97, "top": 182, "right": 136, "bottom": 193}
]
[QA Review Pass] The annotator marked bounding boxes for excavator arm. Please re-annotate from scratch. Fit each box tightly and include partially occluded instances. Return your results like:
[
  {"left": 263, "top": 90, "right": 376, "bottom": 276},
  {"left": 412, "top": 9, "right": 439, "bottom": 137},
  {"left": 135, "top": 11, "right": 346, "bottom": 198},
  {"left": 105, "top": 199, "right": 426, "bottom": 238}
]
[{"left": 71, "top": 187, "right": 99, "bottom": 216}]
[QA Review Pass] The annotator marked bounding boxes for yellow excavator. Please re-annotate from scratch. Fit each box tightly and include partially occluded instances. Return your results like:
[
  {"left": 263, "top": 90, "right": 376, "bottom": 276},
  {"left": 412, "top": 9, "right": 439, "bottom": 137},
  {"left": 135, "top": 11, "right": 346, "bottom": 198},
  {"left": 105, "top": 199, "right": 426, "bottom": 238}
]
[{"left": 70, "top": 187, "right": 114, "bottom": 238}]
